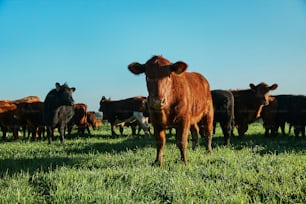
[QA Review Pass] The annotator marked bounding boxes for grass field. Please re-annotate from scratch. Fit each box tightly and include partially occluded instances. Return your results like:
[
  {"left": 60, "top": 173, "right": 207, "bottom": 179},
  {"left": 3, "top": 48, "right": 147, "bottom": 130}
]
[{"left": 0, "top": 123, "right": 305, "bottom": 203}]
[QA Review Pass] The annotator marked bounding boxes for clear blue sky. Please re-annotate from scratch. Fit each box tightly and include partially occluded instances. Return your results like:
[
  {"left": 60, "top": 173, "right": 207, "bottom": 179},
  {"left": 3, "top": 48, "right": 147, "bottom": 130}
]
[{"left": 1, "top": 0, "right": 305, "bottom": 111}]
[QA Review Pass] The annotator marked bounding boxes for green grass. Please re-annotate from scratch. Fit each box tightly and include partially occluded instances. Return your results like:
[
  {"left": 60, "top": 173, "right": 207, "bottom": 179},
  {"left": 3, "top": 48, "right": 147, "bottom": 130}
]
[{"left": 0, "top": 123, "right": 305, "bottom": 203}]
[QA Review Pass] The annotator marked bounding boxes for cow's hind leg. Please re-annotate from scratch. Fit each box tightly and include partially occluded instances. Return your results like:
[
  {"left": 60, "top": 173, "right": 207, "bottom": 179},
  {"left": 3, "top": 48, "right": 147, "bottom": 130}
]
[
  {"left": 220, "top": 121, "right": 231, "bottom": 146},
  {"left": 201, "top": 109, "right": 214, "bottom": 152},
  {"left": 190, "top": 124, "right": 199, "bottom": 150}
]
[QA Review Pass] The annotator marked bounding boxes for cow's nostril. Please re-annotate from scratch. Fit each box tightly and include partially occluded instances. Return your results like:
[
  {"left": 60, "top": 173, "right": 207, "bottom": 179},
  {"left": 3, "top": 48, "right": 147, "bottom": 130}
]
[{"left": 161, "top": 98, "right": 166, "bottom": 105}]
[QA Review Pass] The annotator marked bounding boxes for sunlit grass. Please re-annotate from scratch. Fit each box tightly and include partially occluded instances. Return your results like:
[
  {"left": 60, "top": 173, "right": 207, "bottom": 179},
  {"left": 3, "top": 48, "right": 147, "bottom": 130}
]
[{"left": 0, "top": 123, "right": 305, "bottom": 203}]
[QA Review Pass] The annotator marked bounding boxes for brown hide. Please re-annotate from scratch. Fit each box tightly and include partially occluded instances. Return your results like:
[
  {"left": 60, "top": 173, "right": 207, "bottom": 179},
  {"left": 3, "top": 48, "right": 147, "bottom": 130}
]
[
  {"left": 0, "top": 101, "right": 18, "bottom": 139},
  {"left": 261, "top": 96, "right": 278, "bottom": 137},
  {"left": 68, "top": 103, "right": 88, "bottom": 135},
  {"left": 13, "top": 96, "right": 40, "bottom": 104},
  {"left": 231, "top": 82, "right": 278, "bottom": 137},
  {"left": 87, "top": 111, "right": 97, "bottom": 130},
  {"left": 0, "top": 97, "right": 40, "bottom": 139},
  {"left": 128, "top": 55, "right": 214, "bottom": 165},
  {"left": 15, "top": 101, "right": 45, "bottom": 139}
]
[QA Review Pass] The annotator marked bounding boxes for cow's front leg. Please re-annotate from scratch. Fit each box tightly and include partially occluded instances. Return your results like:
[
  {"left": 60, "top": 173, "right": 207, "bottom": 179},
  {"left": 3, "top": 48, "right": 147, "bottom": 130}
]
[
  {"left": 59, "top": 124, "right": 65, "bottom": 143},
  {"left": 110, "top": 123, "right": 117, "bottom": 137},
  {"left": 153, "top": 127, "right": 166, "bottom": 166},
  {"left": 47, "top": 126, "right": 53, "bottom": 144}
]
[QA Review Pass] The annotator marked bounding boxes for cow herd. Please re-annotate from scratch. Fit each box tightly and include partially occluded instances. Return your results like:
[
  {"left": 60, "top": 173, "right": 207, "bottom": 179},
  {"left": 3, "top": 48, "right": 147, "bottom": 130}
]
[
  {"left": 0, "top": 55, "right": 305, "bottom": 165},
  {"left": 0, "top": 83, "right": 99, "bottom": 144}
]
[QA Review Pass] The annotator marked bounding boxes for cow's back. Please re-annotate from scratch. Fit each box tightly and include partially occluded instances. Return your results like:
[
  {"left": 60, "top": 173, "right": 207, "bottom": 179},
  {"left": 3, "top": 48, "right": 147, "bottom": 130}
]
[{"left": 173, "top": 72, "right": 212, "bottom": 124}]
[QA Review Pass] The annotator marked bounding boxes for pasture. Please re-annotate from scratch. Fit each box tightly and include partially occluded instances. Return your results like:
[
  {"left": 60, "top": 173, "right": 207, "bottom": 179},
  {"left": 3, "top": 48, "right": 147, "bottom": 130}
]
[{"left": 0, "top": 123, "right": 305, "bottom": 203}]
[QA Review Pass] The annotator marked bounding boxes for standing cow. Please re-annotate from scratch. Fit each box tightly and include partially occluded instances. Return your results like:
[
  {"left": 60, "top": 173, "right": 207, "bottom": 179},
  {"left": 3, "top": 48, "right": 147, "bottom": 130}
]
[
  {"left": 128, "top": 55, "right": 214, "bottom": 165},
  {"left": 261, "top": 96, "right": 278, "bottom": 137},
  {"left": 211, "top": 90, "right": 235, "bottom": 145},
  {"left": 43, "top": 82, "right": 75, "bottom": 144},
  {"left": 15, "top": 101, "right": 45, "bottom": 140},
  {"left": 231, "top": 83, "right": 278, "bottom": 138},
  {"left": 99, "top": 96, "right": 149, "bottom": 136},
  {"left": 87, "top": 111, "right": 98, "bottom": 130},
  {"left": 262, "top": 95, "right": 306, "bottom": 137}
]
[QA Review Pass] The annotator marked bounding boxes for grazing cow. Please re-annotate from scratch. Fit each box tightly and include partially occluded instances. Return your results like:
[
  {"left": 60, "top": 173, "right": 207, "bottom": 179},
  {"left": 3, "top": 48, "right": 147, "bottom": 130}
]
[
  {"left": 87, "top": 111, "right": 98, "bottom": 130},
  {"left": 99, "top": 96, "right": 149, "bottom": 136},
  {"left": 211, "top": 90, "right": 235, "bottom": 145},
  {"left": 43, "top": 82, "right": 75, "bottom": 144},
  {"left": 128, "top": 55, "right": 214, "bottom": 165},
  {"left": 15, "top": 101, "right": 45, "bottom": 140},
  {"left": 68, "top": 103, "right": 90, "bottom": 135},
  {"left": 231, "top": 83, "right": 278, "bottom": 138}
]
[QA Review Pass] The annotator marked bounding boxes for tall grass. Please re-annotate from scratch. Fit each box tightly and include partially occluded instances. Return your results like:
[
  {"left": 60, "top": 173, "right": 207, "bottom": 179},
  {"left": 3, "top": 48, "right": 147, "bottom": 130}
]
[{"left": 0, "top": 123, "right": 305, "bottom": 203}]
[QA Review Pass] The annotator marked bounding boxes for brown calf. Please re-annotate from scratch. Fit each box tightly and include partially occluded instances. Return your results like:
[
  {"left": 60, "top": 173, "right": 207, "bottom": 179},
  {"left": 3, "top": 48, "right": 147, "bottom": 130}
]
[
  {"left": 231, "top": 83, "right": 278, "bottom": 137},
  {"left": 128, "top": 55, "right": 214, "bottom": 165}
]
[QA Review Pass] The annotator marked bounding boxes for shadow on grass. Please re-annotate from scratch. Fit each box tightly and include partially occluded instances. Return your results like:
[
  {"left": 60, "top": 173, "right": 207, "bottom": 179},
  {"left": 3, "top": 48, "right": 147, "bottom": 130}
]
[
  {"left": 229, "top": 133, "right": 306, "bottom": 155},
  {"left": 1, "top": 126, "right": 305, "bottom": 177},
  {"left": 0, "top": 157, "right": 78, "bottom": 177},
  {"left": 64, "top": 133, "right": 156, "bottom": 155}
]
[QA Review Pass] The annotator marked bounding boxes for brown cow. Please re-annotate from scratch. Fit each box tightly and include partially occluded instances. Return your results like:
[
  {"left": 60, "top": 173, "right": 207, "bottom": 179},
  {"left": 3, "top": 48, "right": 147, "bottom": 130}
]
[
  {"left": 261, "top": 96, "right": 278, "bottom": 137},
  {"left": 0, "top": 96, "right": 41, "bottom": 140},
  {"left": 68, "top": 103, "right": 89, "bottom": 135},
  {"left": 128, "top": 55, "right": 214, "bottom": 165},
  {"left": 0, "top": 102, "right": 19, "bottom": 139},
  {"left": 231, "top": 83, "right": 278, "bottom": 138},
  {"left": 87, "top": 111, "right": 98, "bottom": 130},
  {"left": 15, "top": 101, "right": 45, "bottom": 140}
]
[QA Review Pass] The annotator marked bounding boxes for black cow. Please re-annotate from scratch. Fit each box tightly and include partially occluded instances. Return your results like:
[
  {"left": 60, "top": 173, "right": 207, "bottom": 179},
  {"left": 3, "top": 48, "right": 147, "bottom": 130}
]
[
  {"left": 99, "top": 96, "right": 149, "bottom": 136},
  {"left": 43, "top": 82, "right": 75, "bottom": 144},
  {"left": 211, "top": 90, "right": 235, "bottom": 145},
  {"left": 261, "top": 95, "right": 306, "bottom": 137},
  {"left": 276, "top": 95, "right": 306, "bottom": 137}
]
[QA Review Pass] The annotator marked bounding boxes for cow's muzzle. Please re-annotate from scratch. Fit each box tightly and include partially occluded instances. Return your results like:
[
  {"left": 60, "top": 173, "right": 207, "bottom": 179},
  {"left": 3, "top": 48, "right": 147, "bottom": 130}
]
[{"left": 150, "top": 98, "right": 166, "bottom": 110}]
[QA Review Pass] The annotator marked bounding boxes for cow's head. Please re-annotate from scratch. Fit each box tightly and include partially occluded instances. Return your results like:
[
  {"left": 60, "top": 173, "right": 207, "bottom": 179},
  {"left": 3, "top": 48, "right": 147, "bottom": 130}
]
[
  {"left": 99, "top": 96, "right": 111, "bottom": 112},
  {"left": 54, "top": 82, "right": 75, "bottom": 106},
  {"left": 250, "top": 82, "right": 278, "bottom": 106},
  {"left": 128, "top": 55, "right": 187, "bottom": 110}
]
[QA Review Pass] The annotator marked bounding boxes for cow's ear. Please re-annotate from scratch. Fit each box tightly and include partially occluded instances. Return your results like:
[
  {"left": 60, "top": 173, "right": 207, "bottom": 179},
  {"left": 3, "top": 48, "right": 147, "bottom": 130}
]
[
  {"left": 55, "top": 82, "right": 61, "bottom": 92},
  {"left": 249, "top": 83, "right": 256, "bottom": 92},
  {"left": 172, "top": 61, "right": 188, "bottom": 74},
  {"left": 71, "top": 87, "right": 76, "bottom": 93},
  {"left": 269, "top": 83, "right": 278, "bottom": 91},
  {"left": 128, "top": 62, "right": 145, "bottom": 75}
]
